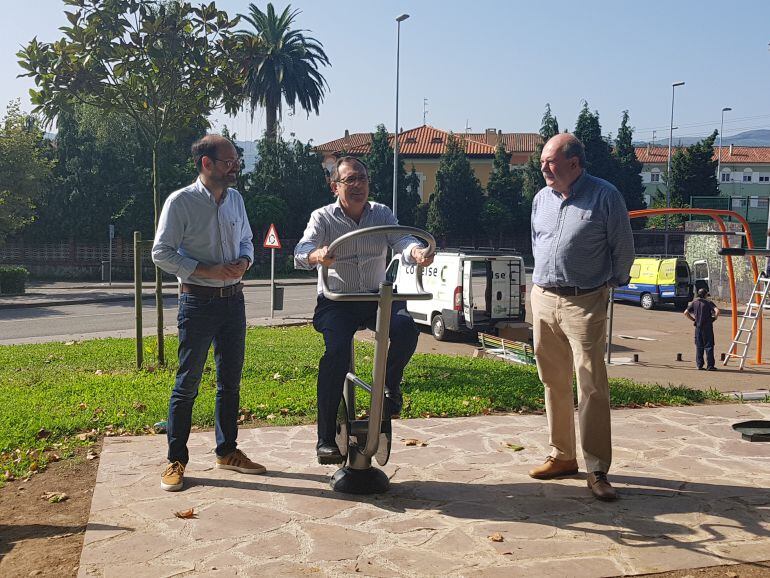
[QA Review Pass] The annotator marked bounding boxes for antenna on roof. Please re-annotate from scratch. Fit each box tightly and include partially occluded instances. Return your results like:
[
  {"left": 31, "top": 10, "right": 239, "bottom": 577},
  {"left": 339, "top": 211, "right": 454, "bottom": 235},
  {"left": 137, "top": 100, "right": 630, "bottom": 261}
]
[
  {"left": 423, "top": 98, "right": 428, "bottom": 125},
  {"left": 465, "top": 119, "right": 471, "bottom": 134}
]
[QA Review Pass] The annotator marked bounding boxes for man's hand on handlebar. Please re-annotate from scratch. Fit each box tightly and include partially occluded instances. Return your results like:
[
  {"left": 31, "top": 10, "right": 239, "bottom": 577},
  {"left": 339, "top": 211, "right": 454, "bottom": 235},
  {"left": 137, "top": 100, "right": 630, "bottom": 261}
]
[
  {"left": 411, "top": 245, "right": 434, "bottom": 266},
  {"left": 311, "top": 246, "right": 336, "bottom": 268}
]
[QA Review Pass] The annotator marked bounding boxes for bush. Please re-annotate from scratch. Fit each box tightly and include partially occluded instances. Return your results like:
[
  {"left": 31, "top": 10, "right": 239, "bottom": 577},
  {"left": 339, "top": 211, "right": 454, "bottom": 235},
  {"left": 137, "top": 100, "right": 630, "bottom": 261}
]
[{"left": 0, "top": 266, "right": 29, "bottom": 294}]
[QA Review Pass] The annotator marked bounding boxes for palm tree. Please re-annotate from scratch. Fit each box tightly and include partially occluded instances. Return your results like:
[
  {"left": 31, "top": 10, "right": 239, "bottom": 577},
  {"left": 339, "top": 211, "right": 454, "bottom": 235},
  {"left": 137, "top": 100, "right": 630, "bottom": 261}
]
[{"left": 237, "top": 3, "right": 330, "bottom": 141}]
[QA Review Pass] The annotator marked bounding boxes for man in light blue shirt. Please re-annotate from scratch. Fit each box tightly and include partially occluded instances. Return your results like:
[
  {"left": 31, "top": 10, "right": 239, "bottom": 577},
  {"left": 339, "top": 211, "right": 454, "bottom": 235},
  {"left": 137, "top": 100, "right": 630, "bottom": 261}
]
[
  {"left": 295, "top": 156, "right": 433, "bottom": 464},
  {"left": 152, "top": 134, "right": 265, "bottom": 492},
  {"left": 528, "top": 133, "right": 634, "bottom": 502}
]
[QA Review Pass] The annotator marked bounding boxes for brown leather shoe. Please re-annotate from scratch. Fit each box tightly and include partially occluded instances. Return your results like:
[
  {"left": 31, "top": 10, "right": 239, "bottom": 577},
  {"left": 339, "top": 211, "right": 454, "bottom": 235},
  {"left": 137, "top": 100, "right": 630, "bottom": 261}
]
[
  {"left": 587, "top": 471, "right": 617, "bottom": 501},
  {"left": 528, "top": 456, "right": 579, "bottom": 479}
]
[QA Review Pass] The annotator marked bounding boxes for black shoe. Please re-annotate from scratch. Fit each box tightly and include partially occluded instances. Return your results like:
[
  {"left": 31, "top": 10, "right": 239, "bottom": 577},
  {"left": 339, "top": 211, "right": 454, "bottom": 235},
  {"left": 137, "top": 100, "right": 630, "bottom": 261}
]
[
  {"left": 316, "top": 441, "right": 344, "bottom": 465},
  {"left": 697, "top": 366, "right": 705, "bottom": 370},
  {"left": 707, "top": 366, "right": 717, "bottom": 371}
]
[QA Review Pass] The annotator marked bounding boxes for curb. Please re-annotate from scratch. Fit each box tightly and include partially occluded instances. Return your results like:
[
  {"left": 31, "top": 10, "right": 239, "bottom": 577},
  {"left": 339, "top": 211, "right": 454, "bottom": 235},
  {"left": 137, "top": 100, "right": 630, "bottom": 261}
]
[{"left": 0, "top": 293, "right": 178, "bottom": 311}]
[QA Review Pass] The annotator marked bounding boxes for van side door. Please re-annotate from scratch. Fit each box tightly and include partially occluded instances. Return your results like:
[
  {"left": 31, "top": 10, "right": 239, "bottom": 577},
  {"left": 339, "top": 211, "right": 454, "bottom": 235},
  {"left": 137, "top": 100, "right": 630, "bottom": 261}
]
[{"left": 462, "top": 260, "right": 474, "bottom": 329}]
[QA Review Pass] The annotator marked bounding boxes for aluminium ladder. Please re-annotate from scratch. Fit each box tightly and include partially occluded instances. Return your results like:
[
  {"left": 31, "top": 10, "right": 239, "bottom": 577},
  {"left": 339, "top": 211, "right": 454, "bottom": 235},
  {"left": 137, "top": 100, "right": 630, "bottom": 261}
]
[{"left": 723, "top": 274, "right": 770, "bottom": 370}]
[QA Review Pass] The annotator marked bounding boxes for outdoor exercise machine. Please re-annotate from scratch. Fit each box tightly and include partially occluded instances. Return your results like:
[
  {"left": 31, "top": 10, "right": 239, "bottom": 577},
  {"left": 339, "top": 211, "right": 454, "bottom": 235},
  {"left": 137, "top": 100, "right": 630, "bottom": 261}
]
[{"left": 320, "top": 225, "right": 436, "bottom": 494}]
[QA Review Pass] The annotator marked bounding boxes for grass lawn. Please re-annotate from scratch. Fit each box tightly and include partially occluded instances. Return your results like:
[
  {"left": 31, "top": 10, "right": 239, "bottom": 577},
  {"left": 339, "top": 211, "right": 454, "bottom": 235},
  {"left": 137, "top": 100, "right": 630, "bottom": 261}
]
[{"left": 0, "top": 325, "right": 725, "bottom": 484}]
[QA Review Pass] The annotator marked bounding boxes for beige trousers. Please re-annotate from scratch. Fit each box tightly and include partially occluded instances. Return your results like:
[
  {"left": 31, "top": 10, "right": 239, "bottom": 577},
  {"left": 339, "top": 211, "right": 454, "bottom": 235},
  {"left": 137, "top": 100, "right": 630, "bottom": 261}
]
[{"left": 530, "top": 285, "right": 611, "bottom": 474}]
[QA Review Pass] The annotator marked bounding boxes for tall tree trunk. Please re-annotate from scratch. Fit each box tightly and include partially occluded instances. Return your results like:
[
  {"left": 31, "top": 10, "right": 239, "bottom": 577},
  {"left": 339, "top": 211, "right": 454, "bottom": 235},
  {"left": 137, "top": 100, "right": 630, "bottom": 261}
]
[
  {"left": 266, "top": 105, "right": 277, "bottom": 142},
  {"left": 152, "top": 144, "right": 165, "bottom": 366}
]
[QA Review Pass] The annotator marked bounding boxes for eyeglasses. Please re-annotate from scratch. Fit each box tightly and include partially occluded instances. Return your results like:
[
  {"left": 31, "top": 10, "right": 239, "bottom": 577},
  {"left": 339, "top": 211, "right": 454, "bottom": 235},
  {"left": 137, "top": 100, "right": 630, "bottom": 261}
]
[
  {"left": 212, "top": 157, "right": 241, "bottom": 170},
  {"left": 336, "top": 174, "right": 368, "bottom": 185}
]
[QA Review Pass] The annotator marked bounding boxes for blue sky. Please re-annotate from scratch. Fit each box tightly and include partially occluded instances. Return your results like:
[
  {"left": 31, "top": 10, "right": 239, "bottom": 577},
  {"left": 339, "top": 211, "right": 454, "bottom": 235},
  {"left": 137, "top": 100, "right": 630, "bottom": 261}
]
[{"left": 3, "top": 0, "right": 770, "bottom": 145}]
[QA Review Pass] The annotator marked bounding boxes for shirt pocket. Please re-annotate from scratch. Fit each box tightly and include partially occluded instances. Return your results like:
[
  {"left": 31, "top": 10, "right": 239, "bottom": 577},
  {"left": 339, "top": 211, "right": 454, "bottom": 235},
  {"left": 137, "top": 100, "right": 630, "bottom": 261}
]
[{"left": 225, "top": 217, "right": 242, "bottom": 248}]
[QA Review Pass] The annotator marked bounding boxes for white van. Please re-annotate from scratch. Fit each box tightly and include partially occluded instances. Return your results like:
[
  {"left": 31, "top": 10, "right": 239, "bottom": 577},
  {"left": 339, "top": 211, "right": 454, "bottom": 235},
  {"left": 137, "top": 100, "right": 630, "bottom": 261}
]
[{"left": 386, "top": 249, "right": 526, "bottom": 340}]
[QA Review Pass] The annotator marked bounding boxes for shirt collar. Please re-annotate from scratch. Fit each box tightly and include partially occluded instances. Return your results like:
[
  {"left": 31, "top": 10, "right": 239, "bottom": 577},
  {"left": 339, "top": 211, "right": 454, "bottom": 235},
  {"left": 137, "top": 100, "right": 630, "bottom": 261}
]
[
  {"left": 333, "top": 198, "right": 371, "bottom": 220},
  {"left": 550, "top": 169, "right": 588, "bottom": 200},
  {"left": 195, "top": 176, "right": 229, "bottom": 204}
]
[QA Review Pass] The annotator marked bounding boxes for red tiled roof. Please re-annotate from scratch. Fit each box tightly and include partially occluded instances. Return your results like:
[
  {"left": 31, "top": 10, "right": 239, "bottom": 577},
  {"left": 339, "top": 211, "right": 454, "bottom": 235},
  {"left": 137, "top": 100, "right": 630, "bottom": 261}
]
[
  {"left": 635, "top": 145, "right": 770, "bottom": 165},
  {"left": 465, "top": 132, "right": 542, "bottom": 153},
  {"left": 314, "top": 126, "right": 541, "bottom": 158}
]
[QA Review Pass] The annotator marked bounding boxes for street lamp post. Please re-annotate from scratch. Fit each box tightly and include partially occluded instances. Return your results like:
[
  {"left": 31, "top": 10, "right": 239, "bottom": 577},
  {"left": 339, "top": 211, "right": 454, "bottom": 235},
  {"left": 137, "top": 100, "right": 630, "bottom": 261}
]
[
  {"left": 665, "top": 81, "right": 685, "bottom": 255},
  {"left": 392, "top": 13, "right": 410, "bottom": 221},
  {"left": 718, "top": 107, "right": 732, "bottom": 180}
]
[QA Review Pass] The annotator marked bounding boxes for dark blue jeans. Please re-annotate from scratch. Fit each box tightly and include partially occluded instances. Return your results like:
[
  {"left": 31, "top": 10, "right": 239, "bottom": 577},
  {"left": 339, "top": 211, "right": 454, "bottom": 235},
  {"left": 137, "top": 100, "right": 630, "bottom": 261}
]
[
  {"left": 167, "top": 291, "right": 246, "bottom": 464},
  {"left": 695, "top": 325, "right": 715, "bottom": 369},
  {"left": 312, "top": 296, "right": 419, "bottom": 444}
]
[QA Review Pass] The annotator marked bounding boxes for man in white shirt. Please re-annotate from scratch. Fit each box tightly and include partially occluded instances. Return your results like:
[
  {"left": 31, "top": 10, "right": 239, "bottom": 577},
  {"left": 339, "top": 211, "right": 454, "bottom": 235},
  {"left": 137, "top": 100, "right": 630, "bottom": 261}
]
[
  {"left": 295, "top": 157, "right": 433, "bottom": 464},
  {"left": 152, "top": 134, "right": 265, "bottom": 491}
]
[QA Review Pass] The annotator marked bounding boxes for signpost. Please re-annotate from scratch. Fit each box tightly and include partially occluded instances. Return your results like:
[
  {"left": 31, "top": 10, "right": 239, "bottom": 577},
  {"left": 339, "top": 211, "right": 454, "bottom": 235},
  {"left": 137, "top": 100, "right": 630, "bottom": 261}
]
[
  {"left": 108, "top": 224, "right": 115, "bottom": 286},
  {"left": 263, "top": 223, "right": 282, "bottom": 318}
]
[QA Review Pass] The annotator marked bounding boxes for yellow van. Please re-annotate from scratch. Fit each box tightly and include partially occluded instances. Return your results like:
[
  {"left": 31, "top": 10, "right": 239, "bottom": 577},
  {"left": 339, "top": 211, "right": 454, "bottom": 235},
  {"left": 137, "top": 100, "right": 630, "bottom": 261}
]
[{"left": 613, "top": 257, "right": 693, "bottom": 310}]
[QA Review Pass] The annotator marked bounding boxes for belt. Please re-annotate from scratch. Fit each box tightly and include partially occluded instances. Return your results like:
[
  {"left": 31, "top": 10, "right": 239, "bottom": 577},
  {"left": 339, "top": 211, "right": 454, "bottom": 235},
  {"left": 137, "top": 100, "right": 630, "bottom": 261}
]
[
  {"left": 181, "top": 282, "right": 243, "bottom": 298},
  {"left": 540, "top": 284, "right": 605, "bottom": 296}
]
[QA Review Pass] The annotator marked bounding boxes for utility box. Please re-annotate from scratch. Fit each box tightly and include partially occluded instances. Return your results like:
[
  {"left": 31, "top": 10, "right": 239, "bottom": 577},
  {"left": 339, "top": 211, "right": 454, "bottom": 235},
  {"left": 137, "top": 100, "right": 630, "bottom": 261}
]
[{"left": 273, "top": 285, "right": 284, "bottom": 311}]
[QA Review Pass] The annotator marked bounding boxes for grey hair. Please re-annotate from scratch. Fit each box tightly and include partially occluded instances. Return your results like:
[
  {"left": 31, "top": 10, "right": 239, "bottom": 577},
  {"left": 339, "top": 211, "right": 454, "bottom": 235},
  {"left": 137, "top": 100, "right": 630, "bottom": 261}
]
[{"left": 560, "top": 136, "right": 586, "bottom": 168}]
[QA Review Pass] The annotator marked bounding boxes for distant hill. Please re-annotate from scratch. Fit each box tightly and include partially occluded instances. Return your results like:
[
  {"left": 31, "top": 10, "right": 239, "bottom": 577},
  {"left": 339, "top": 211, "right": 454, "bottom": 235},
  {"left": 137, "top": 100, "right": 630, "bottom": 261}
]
[{"left": 635, "top": 129, "right": 770, "bottom": 148}]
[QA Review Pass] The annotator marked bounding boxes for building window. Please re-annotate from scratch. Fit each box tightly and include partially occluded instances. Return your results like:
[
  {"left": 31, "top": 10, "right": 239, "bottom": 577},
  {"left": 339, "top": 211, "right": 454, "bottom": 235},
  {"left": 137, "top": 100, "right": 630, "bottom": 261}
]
[
  {"left": 743, "top": 174, "right": 752, "bottom": 182},
  {"left": 721, "top": 172, "right": 731, "bottom": 182},
  {"left": 759, "top": 175, "right": 770, "bottom": 182},
  {"left": 759, "top": 198, "right": 769, "bottom": 209},
  {"left": 650, "top": 172, "right": 660, "bottom": 182}
]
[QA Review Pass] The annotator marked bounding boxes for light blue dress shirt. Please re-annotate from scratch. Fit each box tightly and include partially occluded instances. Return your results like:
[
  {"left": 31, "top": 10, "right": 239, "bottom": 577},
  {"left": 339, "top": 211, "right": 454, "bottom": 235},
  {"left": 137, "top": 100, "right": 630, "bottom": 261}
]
[
  {"left": 152, "top": 177, "right": 254, "bottom": 287},
  {"left": 531, "top": 171, "right": 635, "bottom": 288}
]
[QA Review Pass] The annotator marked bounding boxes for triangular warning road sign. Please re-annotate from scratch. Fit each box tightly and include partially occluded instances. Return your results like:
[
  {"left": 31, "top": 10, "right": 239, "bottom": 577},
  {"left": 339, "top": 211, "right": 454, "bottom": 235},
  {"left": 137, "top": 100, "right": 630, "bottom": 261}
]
[{"left": 263, "top": 223, "right": 282, "bottom": 249}]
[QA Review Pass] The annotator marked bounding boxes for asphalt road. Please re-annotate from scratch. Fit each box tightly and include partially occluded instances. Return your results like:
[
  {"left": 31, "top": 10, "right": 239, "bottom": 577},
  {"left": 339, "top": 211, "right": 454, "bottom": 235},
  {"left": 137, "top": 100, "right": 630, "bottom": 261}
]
[{"left": 0, "top": 284, "right": 318, "bottom": 344}]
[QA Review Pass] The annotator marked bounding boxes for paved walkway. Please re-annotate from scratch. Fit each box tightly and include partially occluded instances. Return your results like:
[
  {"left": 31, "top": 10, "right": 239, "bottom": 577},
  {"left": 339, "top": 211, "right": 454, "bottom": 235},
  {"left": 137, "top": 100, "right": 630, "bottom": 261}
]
[{"left": 78, "top": 404, "right": 770, "bottom": 577}]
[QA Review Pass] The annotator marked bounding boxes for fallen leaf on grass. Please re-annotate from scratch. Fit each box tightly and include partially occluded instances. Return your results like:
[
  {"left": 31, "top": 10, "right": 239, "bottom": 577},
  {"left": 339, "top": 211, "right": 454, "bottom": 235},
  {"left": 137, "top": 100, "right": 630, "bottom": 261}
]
[
  {"left": 3, "top": 470, "right": 14, "bottom": 481},
  {"left": 132, "top": 402, "right": 147, "bottom": 412},
  {"left": 86, "top": 450, "right": 99, "bottom": 460},
  {"left": 266, "top": 414, "right": 276, "bottom": 420},
  {"left": 504, "top": 443, "right": 525, "bottom": 452},
  {"left": 47, "top": 453, "right": 61, "bottom": 462},
  {"left": 64, "top": 341, "right": 76, "bottom": 345},
  {"left": 174, "top": 508, "right": 196, "bottom": 519},
  {"left": 403, "top": 438, "right": 428, "bottom": 447},
  {"left": 35, "top": 428, "right": 51, "bottom": 440},
  {"left": 488, "top": 533, "right": 504, "bottom": 542},
  {"left": 94, "top": 369, "right": 104, "bottom": 375},
  {"left": 78, "top": 403, "right": 88, "bottom": 410},
  {"left": 42, "top": 492, "right": 68, "bottom": 503}
]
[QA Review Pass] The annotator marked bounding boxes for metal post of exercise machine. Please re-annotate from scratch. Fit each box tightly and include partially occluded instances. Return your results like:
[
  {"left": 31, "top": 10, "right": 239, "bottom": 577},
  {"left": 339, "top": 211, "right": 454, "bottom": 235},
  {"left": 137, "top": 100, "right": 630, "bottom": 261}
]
[{"left": 320, "top": 225, "right": 435, "bottom": 494}]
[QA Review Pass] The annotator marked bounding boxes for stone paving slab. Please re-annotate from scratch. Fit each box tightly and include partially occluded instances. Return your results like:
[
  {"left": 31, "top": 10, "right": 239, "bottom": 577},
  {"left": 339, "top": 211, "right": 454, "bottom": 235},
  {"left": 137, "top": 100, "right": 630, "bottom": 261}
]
[{"left": 78, "top": 404, "right": 770, "bottom": 577}]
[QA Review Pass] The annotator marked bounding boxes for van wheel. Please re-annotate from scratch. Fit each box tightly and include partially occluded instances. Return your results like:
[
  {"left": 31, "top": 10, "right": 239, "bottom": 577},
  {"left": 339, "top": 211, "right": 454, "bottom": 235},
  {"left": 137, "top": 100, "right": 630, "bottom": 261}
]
[
  {"left": 431, "top": 314, "right": 447, "bottom": 341},
  {"left": 640, "top": 293, "right": 654, "bottom": 310}
]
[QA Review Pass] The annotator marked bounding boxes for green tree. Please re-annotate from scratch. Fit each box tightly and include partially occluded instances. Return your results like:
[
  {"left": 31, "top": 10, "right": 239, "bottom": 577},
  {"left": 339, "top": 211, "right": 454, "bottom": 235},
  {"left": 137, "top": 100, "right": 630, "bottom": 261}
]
[
  {"left": 18, "top": 0, "right": 242, "bottom": 365},
  {"left": 574, "top": 102, "right": 617, "bottom": 184},
  {"left": 28, "top": 103, "right": 202, "bottom": 243},
  {"left": 244, "top": 136, "right": 329, "bottom": 240},
  {"left": 613, "top": 110, "right": 646, "bottom": 229},
  {"left": 237, "top": 2, "right": 330, "bottom": 141},
  {"left": 483, "top": 141, "right": 523, "bottom": 244},
  {"left": 667, "top": 130, "right": 719, "bottom": 204},
  {"left": 522, "top": 103, "right": 559, "bottom": 200},
  {"left": 426, "top": 134, "right": 483, "bottom": 243},
  {"left": 361, "top": 125, "right": 419, "bottom": 225},
  {"left": 0, "top": 101, "right": 53, "bottom": 246}
]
